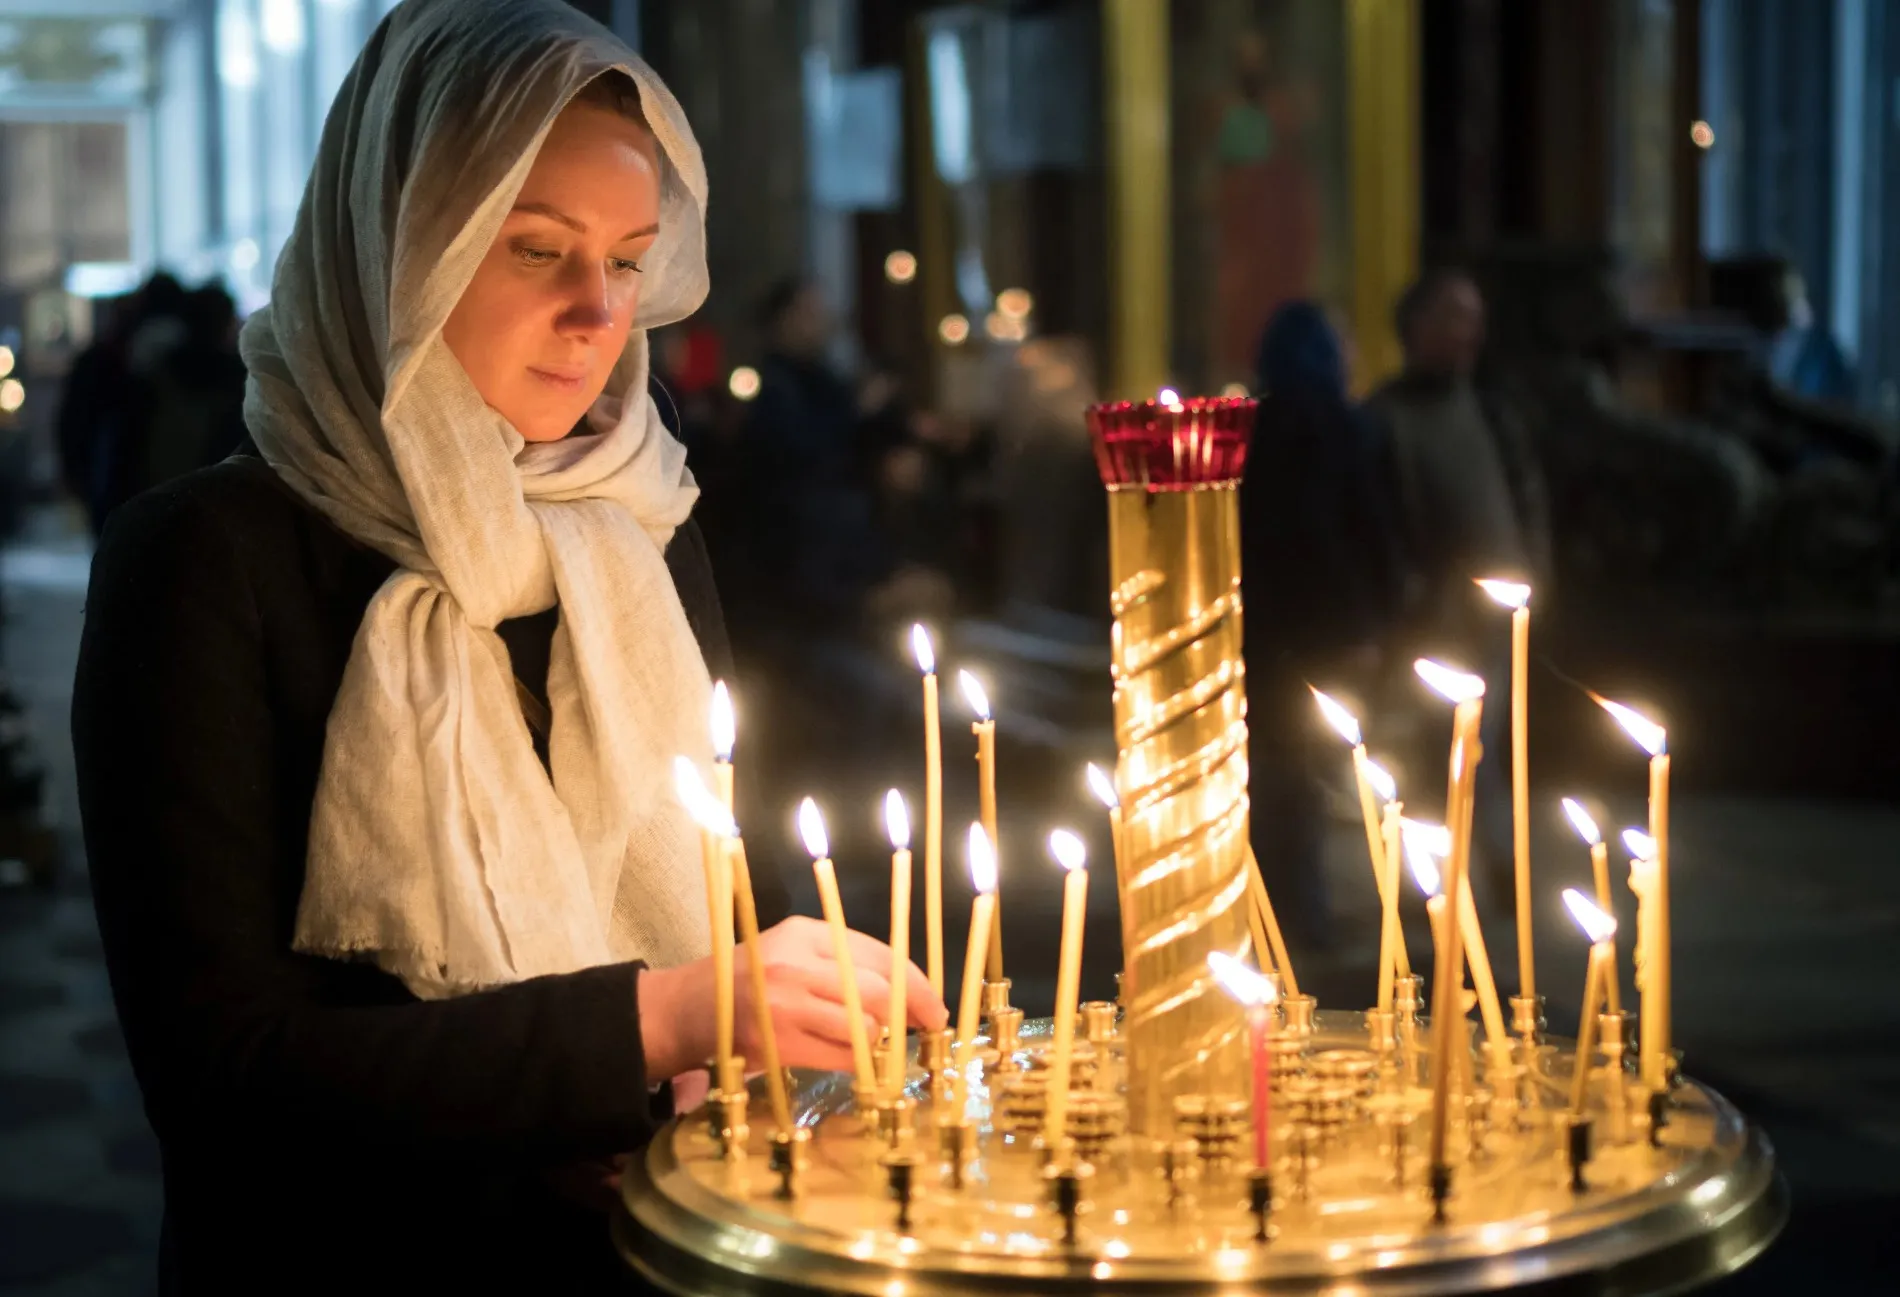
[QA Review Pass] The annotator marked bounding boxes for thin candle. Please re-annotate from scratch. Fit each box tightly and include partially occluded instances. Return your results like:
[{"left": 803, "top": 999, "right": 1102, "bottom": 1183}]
[
  {"left": 1477, "top": 579, "right": 1535, "bottom": 1001},
  {"left": 1598, "top": 698, "right": 1670, "bottom": 1091},
  {"left": 1415, "top": 661, "right": 1505, "bottom": 1053},
  {"left": 1405, "top": 822, "right": 1461, "bottom": 1175},
  {"left": 1086, "top": 763, "right": 1134, "bottom": 993},
  {"left": 1042, "top": 830, "right": 1090, "bottom": 1150},
  {"left": 913, "top": 626, "right": 945, "bottom": 1001},
  {"left": 728, "top": 838, "right": 792, "bottom": 1132},
  {"left": 1563, "top": 799, "right": 1621, "bottom": 1015},
  {"left": 1563, "top": 888, "right": 1618, "bottom": 1118},
  {"left": 1243, "top": 845, "right": 1298, "bottom": 997},
  {"left": 952, "top": 824, "right": 1000, "bottom": 1093},
  {"left": 798, "top": 799, "right": 877, "bottom": 1094},
  {"left": 1311, "top": 689, "right": 1410, "bottom": 982},
  {"left": 1378, "top": 791, "right": 1405, "bottom": 1014},
  {"left": 1623, "top": 827, "right": 1663, "bottom": 1088},
  {"left": 884, "top": 790, "right": 913, "bottom": 1102},
  {"left": 1209, "top": 952, "right": 1280, "bottom": 1168},
  {"left": 674, "top": 757, "right": 735, "bottom": 1091},
  {"left": 959, "top": 670, "right": 1005, "bottom": 983},
  {"left": 710, "top": 680, "right": 736, "bottom": 811}
]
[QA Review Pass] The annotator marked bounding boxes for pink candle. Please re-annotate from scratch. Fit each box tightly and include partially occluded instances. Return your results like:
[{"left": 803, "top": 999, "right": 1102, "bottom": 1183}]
[{"left": 1208, "top": 951, "right": 1279, "bottom": 1171}]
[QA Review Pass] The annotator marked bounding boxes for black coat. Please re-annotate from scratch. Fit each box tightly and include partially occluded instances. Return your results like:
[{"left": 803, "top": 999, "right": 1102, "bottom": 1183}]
[{"left": 71, "top": 454, "right": 780, "bottom": 1293}]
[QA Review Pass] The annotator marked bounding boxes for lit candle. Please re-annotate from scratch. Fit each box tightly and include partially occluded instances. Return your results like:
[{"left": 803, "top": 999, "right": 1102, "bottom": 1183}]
[
  {"left": 1042, "top": 829, "right": 1090, "bottom": 1150},
  {"left": 1414, "top": 661, "right": 1508, "bottom": 1056},
  {"left": 1476, "top": 578, "right": 1535, "bottom": 1001},
  {"left": 1404, "top": 820, "right": 1461, "bottom": 1174},
  {"left": 674, "top": 757, "right": 736, "bottom": 1092},
  {"left": 725, "top": 837, "right": 793, "bottom": 1133},
  {"left": 959, "top": 670, "right": 1005, "bottom": 983},
  {"left": 1374, "top": 767, "right": 1405, "bottom": 1015},
  {"left": 1597, "top": 698, "right": 1670, "bottom": 1091},
  {"left": 1086, "top": 763, "right": 1134, "bottom": 992},
  {"left": 707, "top": 685, "right": 739, "bottom": 1080},
  {"left": 798, "top": 798, "right": 877, "bottom": 1094},
  {"left": 913, "top": 626, "right": 945, "bottom": 1001},
  {"left": 1208, "top": 951, "right": 1280, "bottom": 1169},
  {"left": 1562, "top": 888, "right": 1618, "bottom": 1119},
  {"left": 1623, "top": 826, "right": 1662, "bottom": 1088},
  {"left": 1562, "top": 799, "right": 1621, "bottom": 1016},
  {"left": 952, "top": 824, "right": 1000, "bottom": 1092},
  {"left": 883, "top": 790, "right": 913, "bottom": 1102},
  {"left": 1311, "top": 689, "right": 1411, "bottom": 984}
]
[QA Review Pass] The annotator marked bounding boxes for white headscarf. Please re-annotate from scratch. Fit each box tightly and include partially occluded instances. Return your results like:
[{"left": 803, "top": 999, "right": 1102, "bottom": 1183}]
[{"left": 242, "top": 0, "right": 714, "bottom": 998}]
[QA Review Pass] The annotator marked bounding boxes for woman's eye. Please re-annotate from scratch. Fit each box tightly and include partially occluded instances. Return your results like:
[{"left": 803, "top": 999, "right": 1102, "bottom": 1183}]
[
  {"left": 610, "top": 257, "right": 644, "bottom": 276},
  {"left": 513, "top": 245, "right": 559, "bottom": 267}
]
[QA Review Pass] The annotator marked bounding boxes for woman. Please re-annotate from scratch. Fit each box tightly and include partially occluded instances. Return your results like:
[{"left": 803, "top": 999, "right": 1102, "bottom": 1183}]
[
  {"left": 70, "top": 3, "right": 943, "bottom": 1291},
  {"left": 1241, "top": 302, "right": 1406, "bottom": 951}
]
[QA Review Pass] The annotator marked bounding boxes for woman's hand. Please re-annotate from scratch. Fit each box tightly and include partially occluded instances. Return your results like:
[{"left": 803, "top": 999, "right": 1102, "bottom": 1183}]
[{"left": 638, "top": 916, "right": 947, "bottom": 1082}]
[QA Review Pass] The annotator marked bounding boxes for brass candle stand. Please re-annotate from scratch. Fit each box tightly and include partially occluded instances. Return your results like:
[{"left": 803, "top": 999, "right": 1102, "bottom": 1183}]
[{"left": 613, "top": 396, "right": 1782, "bottom": 1293}]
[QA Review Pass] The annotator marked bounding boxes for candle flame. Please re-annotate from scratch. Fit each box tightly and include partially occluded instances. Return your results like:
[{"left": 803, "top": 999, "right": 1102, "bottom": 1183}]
[
  {"left": 1622, "top": 828, "right": 1657, "bottom": 860},
  {"left": 1207, "top": 951, "right": 1279, "bottom": 1007},
  {"left": 1085, "top": 762, "right": 1119, "bottom": 811},
  {"left": 1402, "top": 820, "right": 1446, "bottom": 897},
  {"left": 1561, "top": 798, "right": 1601, "bottom": 846},
  {"left": 1414, "top": 658, "right": 1487, "bottom": 704},
  {"left": 967, "top": 823, "right": 997, "bottom": 894},
  {"left": 884, "top": 789, "right": 911, "bottom": 851},
  {"left": 1363, "top": 758, "right": 1397, "bottom": 803},
  {"left": 1157, "top": 386, "right": 1182, "bottom": 408},
  {"left": 709, "top": 681, "right": 735, "bottom": 761},
  {"left": 1562, "top": 887, "right": 1618, "bottom": 943},
  {"left": 1048, "top": 829, "right": 1087, "bottom": 873},
  {"left": 1595, "top": 696, "right": 1667, "bottom": 757},
  {"left": 672, "top": 756, "right": 736, "bottom": 838},
  {"left": 957, "top": 669, "right": 991, "bottom": 721},
  {"left": 797, "top": 798, "right": 829, "bottom": 860},
  {"left": 1475, "top": 577, "right": 1532, "bottom": 610},
  {"left": 910, "top": 623, "right": 935, "bottom": 675},
  {"left": 1309, "top": 687, "right": 1363, "bottom": 746}
]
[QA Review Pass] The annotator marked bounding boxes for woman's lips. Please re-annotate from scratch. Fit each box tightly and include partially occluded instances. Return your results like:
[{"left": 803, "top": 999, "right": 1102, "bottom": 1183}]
[{"left": 529, "top": 366, "right": 587, "bottom": 391}]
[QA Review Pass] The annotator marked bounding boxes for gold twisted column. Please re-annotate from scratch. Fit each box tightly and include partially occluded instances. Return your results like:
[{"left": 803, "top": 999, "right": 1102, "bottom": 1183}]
[{"left": 1092, "top": 398, "right": 1256, "bottom": 1137}]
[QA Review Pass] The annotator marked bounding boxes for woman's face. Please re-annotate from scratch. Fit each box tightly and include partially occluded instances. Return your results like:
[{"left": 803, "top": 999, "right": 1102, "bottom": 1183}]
[{"left": 442, "top": 101, "right": 662, "bottom": 443}]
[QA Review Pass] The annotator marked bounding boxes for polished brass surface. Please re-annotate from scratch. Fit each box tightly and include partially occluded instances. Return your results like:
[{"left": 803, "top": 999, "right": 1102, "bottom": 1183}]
[
  {"left": 616, "top": 1013, "right": 1787, "bottom": 1295},
  {"left": 1107, "top": 483, "right": 1252, "bottom": 1137}
]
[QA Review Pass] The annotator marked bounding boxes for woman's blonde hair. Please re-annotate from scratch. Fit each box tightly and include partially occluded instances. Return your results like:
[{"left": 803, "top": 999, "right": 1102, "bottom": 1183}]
[{"left": 572, "top": 70, "right": 649, "bottom": 128}]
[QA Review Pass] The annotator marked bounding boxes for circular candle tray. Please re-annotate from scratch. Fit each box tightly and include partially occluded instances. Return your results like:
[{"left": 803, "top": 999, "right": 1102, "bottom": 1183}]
[{"left": 614, "top": 1012, "right": 1785, "bottom": 1295}]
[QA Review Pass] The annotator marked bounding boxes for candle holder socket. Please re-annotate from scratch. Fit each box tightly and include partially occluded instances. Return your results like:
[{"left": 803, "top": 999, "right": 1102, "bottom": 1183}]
[
  {"left": 852, "top": 1083, "right": 882, "bottom": 1137},
  {"left": 1365, "top": 1008, "right": 1398, "bottom": 1062},
  {"left": 1287, "top": 1123, "right": 1320, "bottom": 1202},
  {"left": 1265, "top": 1033, "right": 1307, "bottom": 1093},
  {"left": 1463, "top": 1085, "right": 1496, "bottom": 1162},
  {"left": 767, "top": 1127, "right": 810, "bottom": 1199},
  {"left": 1310, "top": 1048, "right": 1380, "bottom": 1100},
  {"left": 1510, "top": 993, "right": 1547, "bottom": 1045},
  {"left": 1082, "top": 1000, "right": 1118, "bottom": 1046},
  {"left": 1159, "top": 1137, "right": 1199, "bottom": 1211},
  {"left": 917, "top": 1027, "right": 959, "bottom": 1111},
  {"left": 1281, "top": 994, "right": 1318, "bottom": 1039},
  {"left": 1597, "top": 1012, "right": 1630, "bottom": 1143},
  {"left": 1395, "top": 975, "right": 1425, "bottom": 1080},
  {"left": 1370, "top": 1093, "right": 1418, "bottom": 1188},
  {"left": 1174, "top": 1094, "right": 1249, "bottom": 1183},
  {"left": 1647, "top": 1087, "right": 1670, "bottom": 1148},
  {"left": 982, "top": 978, "right": 1014, "bottom": 1021},
  {"left": 881, "top": 1149, "right": 919, "bottom": 1232},
  {"left": 937, "top": 1119, "right": 975, "bottom": 1188},
  {"left": 988, "top": 1007, "right": 1026, "bottom": 1074},
  {"left": 1044, "top": 1157, "right": 1094, "bottom": 1247},
  {"left": 873, "top": 1096, "right": 915, "bottom": 1149},
  {"left": 1429, "top": 1161, "right": 1453, "bottom": 1223},
  {"left": 711, "top": 1089, "right": 749, "bottom": 1161},
  {"left": 1247, "top": 1166, "right": 1275, "bottom": 1243},
  {"left": 1566, "top": 1113, "right": 1595, "bottom": 1193}
]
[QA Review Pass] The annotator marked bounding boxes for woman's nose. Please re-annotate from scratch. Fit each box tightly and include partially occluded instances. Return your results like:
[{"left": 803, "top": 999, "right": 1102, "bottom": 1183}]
[{"left": 555, "top": 264, "right": 615, "bottom": 336}]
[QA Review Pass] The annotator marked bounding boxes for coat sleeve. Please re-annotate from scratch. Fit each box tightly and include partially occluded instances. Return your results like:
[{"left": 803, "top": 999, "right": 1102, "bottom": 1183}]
[{"left": 72, "top": 488, "right": 661, "bottom": 1166}]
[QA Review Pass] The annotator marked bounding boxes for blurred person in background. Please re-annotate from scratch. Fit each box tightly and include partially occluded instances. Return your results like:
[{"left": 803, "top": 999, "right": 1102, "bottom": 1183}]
[
  {"left": 57, "top": 272, "right": 188, "bottom": 535},
  {"left": 139, "top": 283, "right": 248, "bottom": 489},
  {"left": 1242, "top": 302, "right": 1407, "bottom": 950},
  {"left": 1369, "top": 268, "right": 1550, "bottom": 898}
]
